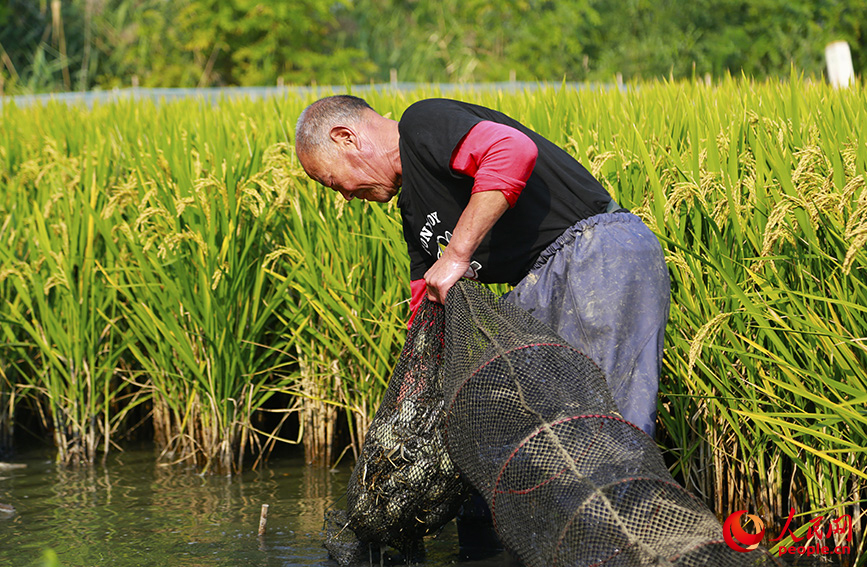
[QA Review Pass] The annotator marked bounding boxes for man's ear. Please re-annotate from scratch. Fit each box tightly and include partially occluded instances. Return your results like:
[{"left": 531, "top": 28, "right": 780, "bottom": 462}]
[{"left": 329, "top": 126, "right": 358, "bottom": 149}]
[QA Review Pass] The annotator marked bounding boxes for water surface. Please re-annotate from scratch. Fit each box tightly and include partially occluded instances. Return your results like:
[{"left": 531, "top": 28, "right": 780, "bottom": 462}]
[
  {"left": 0, "top": 447, "right": 513, "bottom": 567},
  {"left": 4, "top": 447, "right": 837, "bottom": 566}
]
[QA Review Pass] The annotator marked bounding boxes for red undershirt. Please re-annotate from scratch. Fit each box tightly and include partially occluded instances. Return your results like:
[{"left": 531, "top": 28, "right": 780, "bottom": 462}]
[{"left": 408, "top": 121, "right": 538, "bottom": 325}]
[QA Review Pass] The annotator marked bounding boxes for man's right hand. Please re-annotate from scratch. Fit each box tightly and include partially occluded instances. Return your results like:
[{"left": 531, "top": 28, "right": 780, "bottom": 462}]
[{"left": 423, "top": 248, "right": 472, "bottom": 304}]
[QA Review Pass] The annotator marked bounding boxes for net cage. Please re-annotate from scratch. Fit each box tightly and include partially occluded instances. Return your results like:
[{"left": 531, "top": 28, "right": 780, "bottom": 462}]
[
  {"left": 325, "top": 280, "right": 780, "bottom": 566},
  {"left": 324, "top": 299, "right": 472, "bottom": 565},
  {"left": 441, "top": 280, "right": 780, "bottom": 566}
]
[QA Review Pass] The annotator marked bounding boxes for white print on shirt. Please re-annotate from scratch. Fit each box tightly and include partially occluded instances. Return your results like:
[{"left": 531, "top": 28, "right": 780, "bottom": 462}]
[
  {"left": 419, "top": 211, "right": 441, "bottom": 249},
  {"left": 436, "top": 231, "right": 482, "bottom": 279}
]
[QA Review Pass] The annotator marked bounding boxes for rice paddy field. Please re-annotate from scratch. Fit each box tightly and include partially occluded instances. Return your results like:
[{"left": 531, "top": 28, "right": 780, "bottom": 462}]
[{"left": 1, "top": 77, "right": 865, "bottom": 563}]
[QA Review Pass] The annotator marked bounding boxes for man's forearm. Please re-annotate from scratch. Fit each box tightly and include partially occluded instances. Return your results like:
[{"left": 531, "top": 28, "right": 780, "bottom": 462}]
[
  {"left": 423, "top": 190, "right": 509, "bottom": 302},
  {"left": 446, "top": 190, "right": 510, "bottom": 260}
]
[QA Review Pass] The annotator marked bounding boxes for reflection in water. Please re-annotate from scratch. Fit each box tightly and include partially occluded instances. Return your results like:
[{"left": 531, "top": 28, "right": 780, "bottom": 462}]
[
  {"left": 0, "top": 447, "right": 347, "bottom": 567},
  {"left": 0, "top": 447, "right": 518, "bottom": 566}
]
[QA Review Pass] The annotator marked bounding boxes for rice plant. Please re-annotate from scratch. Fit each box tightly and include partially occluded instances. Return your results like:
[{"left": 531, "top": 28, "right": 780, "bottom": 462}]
[
  {"left": 567, "top": 77, "right": 867, "bottom": 559},
  {"left": 270, "top": 180, "right": 407, "bottom": 464},
  {"left": 97, "top": 109, "right": 305, "bottom": 474},
  {"left": 0, "top": 127, "right": 141, "bottom": 465},
  {"left": 0, "top": 210, "right": 17, "bottom": 455}
]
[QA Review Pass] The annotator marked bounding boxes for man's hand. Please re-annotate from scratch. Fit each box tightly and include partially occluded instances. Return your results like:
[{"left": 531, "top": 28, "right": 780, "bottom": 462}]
[
  {"left": 422, "top": 190, "right": 510, "bottom": 303},
  {"left": 423, "top": 247, "right": 472, "bottom": 303}
]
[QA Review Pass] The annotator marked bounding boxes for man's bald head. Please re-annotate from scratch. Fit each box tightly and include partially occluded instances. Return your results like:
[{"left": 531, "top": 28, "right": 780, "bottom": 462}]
[{"left": 294, "top": 95, "right": 374, "bottom": 161}]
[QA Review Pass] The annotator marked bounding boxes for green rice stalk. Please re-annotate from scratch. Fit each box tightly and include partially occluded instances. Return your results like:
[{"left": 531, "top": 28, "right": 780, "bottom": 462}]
[
  {"left": 101, "top": 136, "right": 301, "bottom": 474},
  {"left": 0, "top": 137, "right": 142, "bottom": 465}
]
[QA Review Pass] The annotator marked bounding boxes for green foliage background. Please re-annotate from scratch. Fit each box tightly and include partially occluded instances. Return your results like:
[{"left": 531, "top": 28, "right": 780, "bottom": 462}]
[{"left": 1, "top": 0, "right": 866, "bottom": 93}]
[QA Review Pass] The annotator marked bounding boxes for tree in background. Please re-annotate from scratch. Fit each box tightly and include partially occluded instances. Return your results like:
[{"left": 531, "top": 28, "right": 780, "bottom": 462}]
[
  {"left": 0, "top": 0, "right": 374, "bottom": 92},
  {"left": 1, "top": 0, "right": 82, "bottom": 93},
  {"left": 0, "top": 0, "right": 197, "bottom": 91},
  {"left": 175, "top": 0, "right": 374, "bottom": 86},
  {"left": 1, "top": 0, "right": 865, "bottom": 94},
  {"left": 344, "top": 0, "right": 599, "bottom": 82},
  {"left": 585, "top": 0, "right": 867, "bottom": 80}
]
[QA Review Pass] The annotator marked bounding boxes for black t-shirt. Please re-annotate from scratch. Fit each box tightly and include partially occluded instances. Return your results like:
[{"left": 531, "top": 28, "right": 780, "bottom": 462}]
[{"left": 397, "top": 98, "right": 611, "bottom": 284}]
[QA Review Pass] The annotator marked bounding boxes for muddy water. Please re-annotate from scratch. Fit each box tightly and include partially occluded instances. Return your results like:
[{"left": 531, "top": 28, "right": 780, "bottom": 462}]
[{"left": 0, "top": 447, "right": 516, "bottom": 567}]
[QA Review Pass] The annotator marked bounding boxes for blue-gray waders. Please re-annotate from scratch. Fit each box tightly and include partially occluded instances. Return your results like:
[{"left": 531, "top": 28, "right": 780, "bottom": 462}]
[{"left": 456, "top": 210, "right": 671, "bottom": 555}]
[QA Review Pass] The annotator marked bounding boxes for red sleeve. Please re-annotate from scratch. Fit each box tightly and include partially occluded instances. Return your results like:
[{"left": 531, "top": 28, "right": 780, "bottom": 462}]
[
  {"left": 408, "top": 278, "right": 427, "bottom": 328},
  {"left": 449, "top": 121, "right": 538, "bottom": 207}
]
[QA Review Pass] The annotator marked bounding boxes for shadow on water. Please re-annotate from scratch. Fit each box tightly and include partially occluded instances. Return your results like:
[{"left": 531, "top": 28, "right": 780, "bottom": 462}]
[{"left": 0, "top": 446, "right": 518, "bottom": 567}]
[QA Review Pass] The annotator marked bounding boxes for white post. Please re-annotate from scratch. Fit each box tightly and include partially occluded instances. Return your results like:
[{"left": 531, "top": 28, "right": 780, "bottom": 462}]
[{"left": 825, "top": 41, "right": 855, "bottom": 89}]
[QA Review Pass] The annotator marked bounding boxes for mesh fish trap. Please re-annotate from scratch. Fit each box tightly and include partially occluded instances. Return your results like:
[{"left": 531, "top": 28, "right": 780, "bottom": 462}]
[
  {"left": 325, "top": 279, "right": 781, "bottom": 566},
  {"left": 440, "top": 280, "right": 781, "bottom": 567},
  {"left": 324, "top": 299, "right": 471, "bottom": 564}
]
